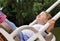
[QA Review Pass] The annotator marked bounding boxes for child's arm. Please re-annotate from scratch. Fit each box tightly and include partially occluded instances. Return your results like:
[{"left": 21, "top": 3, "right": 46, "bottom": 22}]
[
  {"left": 4, "top": 19, "right": 17, "bottom": 30},
  {"left": 46, "top": 19, "right": 55, "bottom": 33}
]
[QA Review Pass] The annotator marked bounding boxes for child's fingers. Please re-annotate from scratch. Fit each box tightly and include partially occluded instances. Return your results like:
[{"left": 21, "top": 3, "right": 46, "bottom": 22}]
[{"left": 48, "top": 19, "right": 55, "bottom": 24}]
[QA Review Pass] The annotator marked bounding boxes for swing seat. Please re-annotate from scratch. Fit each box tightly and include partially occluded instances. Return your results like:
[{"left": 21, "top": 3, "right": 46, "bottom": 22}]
[
  {"left": 44, "top": 32, "right": 56, "bottom": 41},
  {"left": 0, "top": 18, "right": 56, "bottom": 41},
  {"left": 0, "top": 33, "right": 7, "bottom": 41},
  {"left": 27, "top": 29, "right": 56, "bottom": 41},
  {"left": 0, "top": 25, "right": 56, "bottom": 41},
  {"left": 0, "top": 22, "right": 20, "bottom": 41}
]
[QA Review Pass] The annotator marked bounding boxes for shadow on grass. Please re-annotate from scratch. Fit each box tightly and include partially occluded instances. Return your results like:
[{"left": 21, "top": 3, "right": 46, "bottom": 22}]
[{"left": 52, "top": 27, "right": 60, "bottom": 41}]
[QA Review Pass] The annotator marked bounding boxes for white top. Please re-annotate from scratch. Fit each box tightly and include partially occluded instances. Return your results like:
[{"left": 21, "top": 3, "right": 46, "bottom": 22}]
[{"left": 22, "top": 24, "right": 47, "bottom": 37}]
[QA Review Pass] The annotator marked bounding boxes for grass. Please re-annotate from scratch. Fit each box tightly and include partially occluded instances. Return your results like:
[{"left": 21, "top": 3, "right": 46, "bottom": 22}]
[{"left": 52, "top": 27, "right": 60, "bottom": 41}]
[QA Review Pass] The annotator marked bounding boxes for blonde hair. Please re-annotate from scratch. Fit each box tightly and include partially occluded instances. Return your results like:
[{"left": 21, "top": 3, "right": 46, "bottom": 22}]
[
  {"left": 36, "top": 11, "right": 52, "bottom": 24},
  {"left": 45, "top": 12, "right": 52, "bottom": 20},
  {"left": 41, "top": 11, "right": 52, "bottom": 20}
]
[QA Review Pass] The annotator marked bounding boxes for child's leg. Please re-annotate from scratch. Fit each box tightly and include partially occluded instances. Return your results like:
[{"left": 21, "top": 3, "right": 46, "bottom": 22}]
[
  {"left": 4, "top": 19, "right": 29, "bottom": 41},
  {"left": 4, "top": 19, "right": 17, "bottom": 30}
]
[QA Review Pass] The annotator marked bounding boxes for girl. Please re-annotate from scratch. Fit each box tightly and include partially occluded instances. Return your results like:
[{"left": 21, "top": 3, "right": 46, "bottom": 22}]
[{"left": 22, "top": 11, "right": 55, "bottom": 40}]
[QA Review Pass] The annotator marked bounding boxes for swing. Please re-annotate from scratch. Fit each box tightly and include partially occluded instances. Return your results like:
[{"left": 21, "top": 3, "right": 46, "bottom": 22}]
[
  {"left": 0, "top": 0, "right": 60, "bottom": 41},
  {"left": 0, "top": 21, "right": 20, "bottom": 41},
  {"left": 11, "top": 11, "right": 60, "bottom": 41}
]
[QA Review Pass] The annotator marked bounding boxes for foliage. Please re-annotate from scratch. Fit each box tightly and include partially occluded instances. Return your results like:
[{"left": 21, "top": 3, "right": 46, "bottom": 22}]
[{"left": 0, "top": 0, "right": 60, "bottom": 27}]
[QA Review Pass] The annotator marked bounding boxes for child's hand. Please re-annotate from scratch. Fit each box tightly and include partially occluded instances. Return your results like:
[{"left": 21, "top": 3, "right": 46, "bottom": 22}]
[
  {"left": 48, "top": 19, "right": 55, "bottom": 25},
  {"left": 46, "top": 19, "right": 56, "bottom": 32}
]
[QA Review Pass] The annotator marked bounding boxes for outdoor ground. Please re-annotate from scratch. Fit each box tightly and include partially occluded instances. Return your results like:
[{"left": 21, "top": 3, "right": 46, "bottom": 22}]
[{"left": 52, "top": 27, "right": 60, "bottom": 41}]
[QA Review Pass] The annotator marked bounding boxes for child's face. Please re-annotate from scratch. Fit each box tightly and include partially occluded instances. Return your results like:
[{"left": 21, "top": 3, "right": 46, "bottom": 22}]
[{"left": 36, "top": 12, "right": 48, "bottom": 24}]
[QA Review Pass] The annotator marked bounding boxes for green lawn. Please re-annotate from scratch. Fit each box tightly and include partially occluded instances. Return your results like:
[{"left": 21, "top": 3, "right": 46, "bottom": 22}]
[{"left": 52, "top": 27, "right": 60, "bottom": 41}]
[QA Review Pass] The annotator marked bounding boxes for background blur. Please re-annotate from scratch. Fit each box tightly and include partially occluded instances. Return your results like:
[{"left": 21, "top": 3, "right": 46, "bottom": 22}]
[{"left": 0, "top": 0, "right": 60, "bottom": 41}]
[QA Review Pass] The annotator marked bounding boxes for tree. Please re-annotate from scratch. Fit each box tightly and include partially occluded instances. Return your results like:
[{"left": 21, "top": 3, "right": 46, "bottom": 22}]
[{"left": 1, "top": 0, "right": 60, "bottom": 27}]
